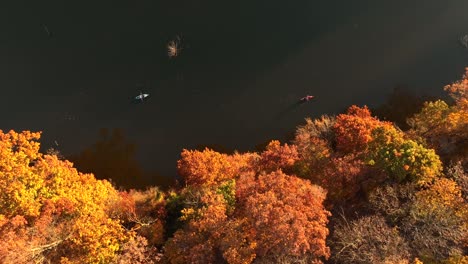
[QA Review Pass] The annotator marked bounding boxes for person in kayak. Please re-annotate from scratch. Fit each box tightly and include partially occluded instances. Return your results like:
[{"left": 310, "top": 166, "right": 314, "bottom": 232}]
[{"left": 135, "top": 91, "right": 150, "bottom": 102}]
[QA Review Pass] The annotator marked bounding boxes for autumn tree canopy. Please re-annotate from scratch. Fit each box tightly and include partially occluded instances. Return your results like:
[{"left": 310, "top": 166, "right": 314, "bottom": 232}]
[
  {"left": 1, "top": 66, "right": 468, "bottom": 264},
  {"left": 0, "top": 130, "right": 132, "bottom": 263},
  {"left": 236, "top": 170, "right": 331, "bottom": 263},
  {"left": 334, "top": 105, "right": 392, "bottom": 155},
  {"left": 408, "top": 67, "right": 468, "bottom": 164}
]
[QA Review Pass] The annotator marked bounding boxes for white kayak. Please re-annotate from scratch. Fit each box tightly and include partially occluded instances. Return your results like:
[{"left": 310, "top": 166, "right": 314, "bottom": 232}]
[{"left": 135, "top": 92, "right": 150, "bottom": 101}]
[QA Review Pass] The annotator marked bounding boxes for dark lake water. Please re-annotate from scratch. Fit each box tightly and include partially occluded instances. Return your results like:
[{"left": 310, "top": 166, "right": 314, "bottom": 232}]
[{"left": 1, "top": 0, "right": 467, "bottom": 186}]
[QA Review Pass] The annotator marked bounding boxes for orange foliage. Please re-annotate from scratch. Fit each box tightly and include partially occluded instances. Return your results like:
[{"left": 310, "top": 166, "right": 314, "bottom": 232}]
[
  {"left": 236, "top": 171, "right": 330, "bottom": 262},
  {"left": 164, "top": 187, "right": 229, "bottom": 263},
  {"left": 167, "top": 170, "right": 331, "bottom": 263},
  {"left": 217, "top": 218, "right": 257, "bottom": 264},
  {"left": 258, "top": 140, "right": 299, "bottom": 173},
  {"left": 1, "top": 69, "right": 466, "bottom": 263},
  {"left": 177, "top": 148, "right": 254, "bottom": 186},
  {"left": 415, "top": 178, "right": 465, "bottom": 215},
  {"left": 0, "top": 215, "right": 30, "bottom": 263},
  {"left": 334, "top": 105, "right": 392, "bottom": 154},
  {"left": 229, "top": 151, "right": 260, "bottom": 175}
]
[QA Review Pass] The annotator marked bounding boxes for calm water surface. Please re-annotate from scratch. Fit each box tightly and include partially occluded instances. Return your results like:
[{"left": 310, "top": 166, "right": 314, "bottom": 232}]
[{"left": 1, "top": 0, "right": 467, "bottom": 183}]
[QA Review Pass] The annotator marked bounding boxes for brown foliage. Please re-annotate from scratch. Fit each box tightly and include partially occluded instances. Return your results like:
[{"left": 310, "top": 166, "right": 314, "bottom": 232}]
[
  {"left": 112, "top": 235, "right": 162, "bottom": 264},
  {"left": 369, "top": 181, "right": 467, "bottom": 262},
  {"left": 331, "top": 215, "right": 410, "bottom": 264},
  {"left": 368, "top": 183, "right": 417, "bottom": 225},
  {"left": 115, "top": 187, "right": 166, "bottom": 246},
  {"left": 404, "top": 178, "right": 467, "bottom": 261},
  {"left": 444, "top": 67, "right": 468, "bottom": 104},
  {"left": 294, "top": 115, "right": 336, "bottom": 145},
  {"left": 320, "top": 155, "right": 369, "bottom": 204},
  {"left": 446, "top": 161, "right": 468, "bottom": 200},
  {"left": 294, "top": 136, "right": 331, "bottom": 178}
]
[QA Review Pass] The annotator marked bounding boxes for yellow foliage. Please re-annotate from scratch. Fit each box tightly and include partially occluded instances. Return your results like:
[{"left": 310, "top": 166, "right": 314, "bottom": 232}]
[
  {"left": 369, "top": 126, "right": 443, "bottom": 186},
  {"left": 416, "top": 178, "right": 463, "bottom": 210},
  {"left": 0, "top": 130, "right": 43, "bottom": 217},
  {"left": 444, "top": 255, "right": 468, "bottom": 264},
  {"left": 409, "top": 68, "right": 468, "bottom": 162},
  {"left": 180, "top": 207, "right": 196, "bottom": 221},
  {"left": 0, "top": 130, "right": 131, "bottom": 263},
  {"left": 70, "top": 216, "right": 128, "bottom": 263}
]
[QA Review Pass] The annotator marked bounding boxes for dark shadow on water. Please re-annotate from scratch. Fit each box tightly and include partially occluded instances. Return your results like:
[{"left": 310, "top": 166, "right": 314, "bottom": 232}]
[
  {"left": 63, "top": 86, "right": 440, "bottom": 191},
  {"left": 67, "top": 128, "right": 175, "bottom": 190},
  {"left": 371, "top": 85, "right": 439, "bottom": 130},
  {"left": 274, "top": 101, "right": 304, "bottom": 121}
]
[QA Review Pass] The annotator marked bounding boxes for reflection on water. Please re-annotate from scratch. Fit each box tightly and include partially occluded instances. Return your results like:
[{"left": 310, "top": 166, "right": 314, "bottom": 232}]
[{"left": 67, "top": 128, "right": 174, "bottom": 190}]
